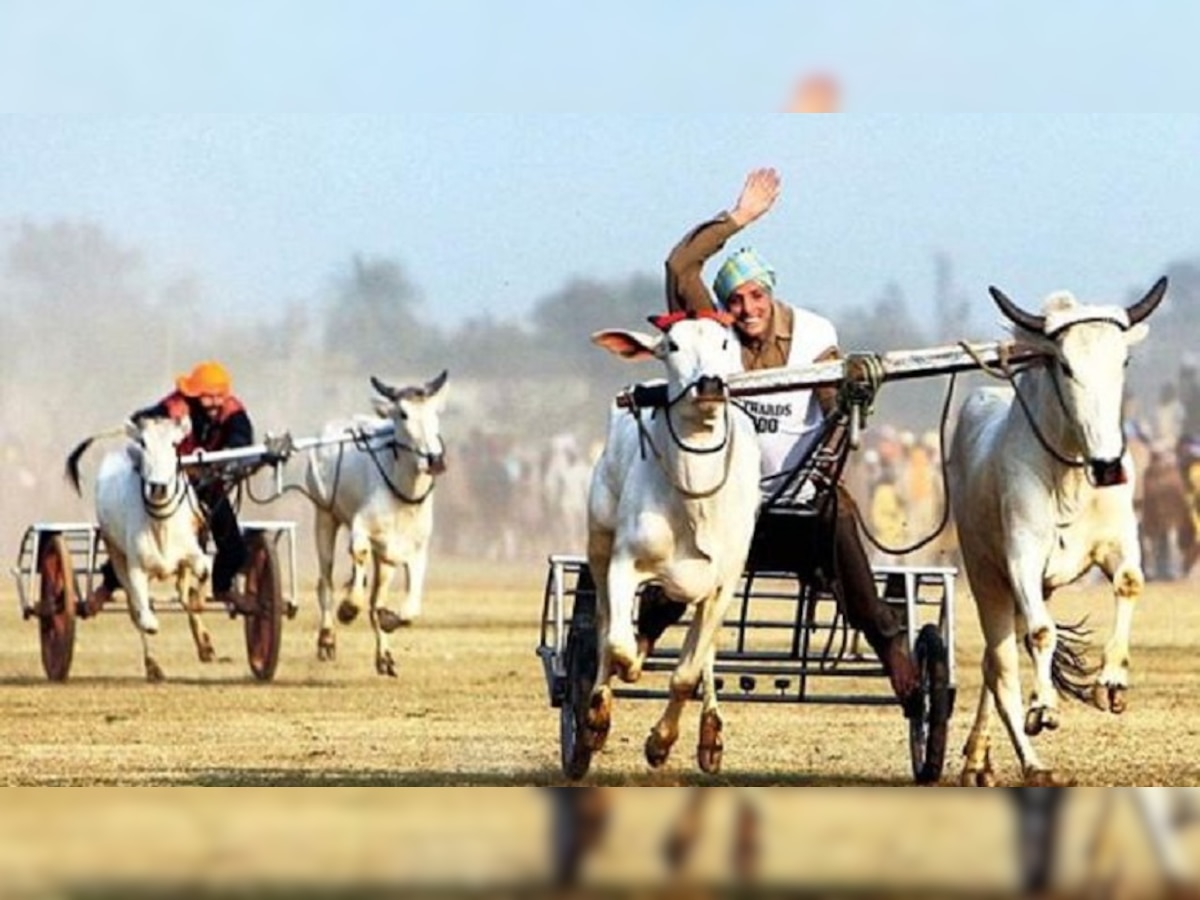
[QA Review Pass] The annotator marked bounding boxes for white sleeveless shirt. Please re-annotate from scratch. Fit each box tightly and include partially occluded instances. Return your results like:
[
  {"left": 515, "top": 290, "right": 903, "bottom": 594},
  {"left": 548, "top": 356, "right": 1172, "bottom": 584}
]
[{"left": 735, "top": 306, "right": 838, "bottom": 496}]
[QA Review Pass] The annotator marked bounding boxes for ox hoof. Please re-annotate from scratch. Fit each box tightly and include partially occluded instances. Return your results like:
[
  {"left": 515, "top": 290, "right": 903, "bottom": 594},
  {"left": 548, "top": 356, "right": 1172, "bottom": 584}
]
[
  {"left": 1024, "top": 768, "right": 1075, "bottom": 787},
  {"left": 697, "top": 711, "right": 724, "bottom": 775},
  {"left": 645, "top": 730, "right": 674, "bottom": 769},
  {"left": 375, "top": 608, "right": 406, "bottom": 634},
  {"left": 337, "top": 600, "right": 360, "bottom": 625},
  {"left": 1093, "top": 683, "right": 1129, "bottom": 715},
  {"left": 959, "top": 749, "right": 996, "bottom": 787},
  {"left": 198, "top": 639, "right": 216, "bottom": 664},
  {"left": 317, "top": 629, "right": 337, "bottom": 662},
  {"left": 376, "top": 652, "right": 397, "bottom": 678},
  {"left": 959, "top": 767, "right": 997, "bottom": 787},
  {"left": 1024, "top": 705, "right": 1058, "bottom": 737},
  {"left": 584, "top": 690, "right": 612, "bottom": 753},
  {"left": 144, "top": 658, "right": 165, "bottom": 683}
]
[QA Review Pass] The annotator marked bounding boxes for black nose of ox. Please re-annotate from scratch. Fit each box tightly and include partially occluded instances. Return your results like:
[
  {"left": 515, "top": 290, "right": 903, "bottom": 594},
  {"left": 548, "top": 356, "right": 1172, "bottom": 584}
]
[
  {"left": 427, "top": 454, "right": 447, "bottom": 476},
  {"left": 694, "top": 376, "right": 727, "bottom": 401},
  {"left": 145, "top": 483, "right": 170, "bottom": 504},
  {"left": 1089, "top": 458, "right": 1127, "bottom": 488}
]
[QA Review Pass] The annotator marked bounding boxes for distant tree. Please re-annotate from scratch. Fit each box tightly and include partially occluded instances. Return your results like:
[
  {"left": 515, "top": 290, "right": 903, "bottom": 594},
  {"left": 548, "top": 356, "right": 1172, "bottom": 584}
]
[
  {"left": 932, "top": 253, "right": 973, "bottom": 341},
  {"left": 5, "top": 220, "right": 148, "bottom": 320},
  {"left": 838, "top": 281, "right": 930, "bottom": 352},
  {"left": 3, "top": 220, "right": 159, "bottom": 418},
  {"left": 324, "top": 254, "right": 441, "bottom": 376},
  {"left": 529, "top": 274, "right": 662, "bottom": 381}
]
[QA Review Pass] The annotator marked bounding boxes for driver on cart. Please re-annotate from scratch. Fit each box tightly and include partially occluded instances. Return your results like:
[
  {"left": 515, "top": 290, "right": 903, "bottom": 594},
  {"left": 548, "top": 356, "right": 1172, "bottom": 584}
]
[
  {"left": 640, "top": 167, "right": 920, "bottom": 706},
  {"left": 80, "top": 359, "right": 259, "bottom": 617}
]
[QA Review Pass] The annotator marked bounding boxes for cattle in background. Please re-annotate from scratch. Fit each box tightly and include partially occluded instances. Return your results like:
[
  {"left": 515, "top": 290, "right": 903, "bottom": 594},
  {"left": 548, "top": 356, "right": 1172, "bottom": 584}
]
[
  {"left": 66, "top": 416, "right": 213, "bottom": 681},
  {"left": 950, "top": 278, "right": 1167, "bottom": 786},
  {"left": 584, "top": 312, "right": 761, "bottom": 773},
  {"left": 304, "top": 372, "right": 448, "bottom": 677}
]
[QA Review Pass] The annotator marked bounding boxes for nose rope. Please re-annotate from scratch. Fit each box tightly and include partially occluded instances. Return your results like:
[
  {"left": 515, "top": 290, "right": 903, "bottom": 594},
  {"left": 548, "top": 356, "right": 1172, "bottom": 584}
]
[
  {"left": 959, "top": 341, "right": 1088, "bottom": 471},
  {"left": 355, "top": 430, "right": 441, "bottom": 505},
  {"left": 660, "top": 378, "right": 732, "bottom": 456},
  {"left": 141, "top": 470, "right": 190, "bottom": 520},
  {"left": 624, "top": 381, "right": 737, "bottom": 501}
]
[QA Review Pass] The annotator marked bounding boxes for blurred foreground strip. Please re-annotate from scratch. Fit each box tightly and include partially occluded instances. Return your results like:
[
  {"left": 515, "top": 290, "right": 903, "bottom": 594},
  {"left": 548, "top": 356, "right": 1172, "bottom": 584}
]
[
  {"left": 0, "top": 788, "right": 548, "bottom": 894},
  {"left": 2, "top": 787, "right": 1193, "bottom": 897}
]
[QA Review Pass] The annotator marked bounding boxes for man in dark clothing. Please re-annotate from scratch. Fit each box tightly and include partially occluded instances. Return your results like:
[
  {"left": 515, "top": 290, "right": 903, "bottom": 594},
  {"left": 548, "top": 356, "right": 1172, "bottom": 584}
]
[
  {"left": 81, "top": 360, "right": 257, "bottom": 617},
  {"left": 639, "top": 167, "right": 918, "bottom": 704}
]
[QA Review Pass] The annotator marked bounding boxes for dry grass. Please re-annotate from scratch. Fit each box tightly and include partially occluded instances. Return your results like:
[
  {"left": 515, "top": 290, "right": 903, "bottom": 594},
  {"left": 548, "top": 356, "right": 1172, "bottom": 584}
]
[{"left": 1, "top": 557, "right": 1199, "bottom": 892}]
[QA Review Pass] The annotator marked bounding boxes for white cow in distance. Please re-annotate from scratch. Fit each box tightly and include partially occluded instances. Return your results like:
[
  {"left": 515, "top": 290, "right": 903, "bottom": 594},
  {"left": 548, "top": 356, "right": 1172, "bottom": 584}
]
[
  {"left": 584, "top": 312, "right": 761, "bottom": 774},
  {"left": 66, "top": 416, "right": 213, "bottom": 682},
  {"left": 304, "top": 371, "right": 448, "bottom": 677},
  {"left": 949, "top": 278, "right": 1167, "bottom": 786}
]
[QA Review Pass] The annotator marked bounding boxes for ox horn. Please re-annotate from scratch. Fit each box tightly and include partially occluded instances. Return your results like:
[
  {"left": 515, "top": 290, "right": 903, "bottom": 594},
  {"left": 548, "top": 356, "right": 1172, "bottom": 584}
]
[
  {"left": 1125, "top": 276, "right": 1168, "bottom": 326},
  {"left": 370, "top": 375, "right": 401, "bottom": 401},
  {"left": 425, "top": 369, "right": 449, "bottom": 396},
  {"left": 989, "top": 286, "right": 1046, "bottom": 334}
]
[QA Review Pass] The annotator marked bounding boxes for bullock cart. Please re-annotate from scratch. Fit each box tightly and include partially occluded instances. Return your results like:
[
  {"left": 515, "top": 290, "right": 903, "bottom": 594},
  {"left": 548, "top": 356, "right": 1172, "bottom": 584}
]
[
  {"left": 11, "top": 519, "right": 296, "bottom": 682},
  {"left": 537, "top": 339, "right": 1046, "bottom": 784},
  {"left": 10, "top": 428, "right": 378, "bottom": 683}
]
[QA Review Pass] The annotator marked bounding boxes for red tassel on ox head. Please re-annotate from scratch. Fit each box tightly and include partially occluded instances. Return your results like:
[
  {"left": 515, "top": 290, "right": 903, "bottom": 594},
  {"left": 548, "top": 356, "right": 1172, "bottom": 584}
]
[{"left": 648, "top": 309, "right": 734, "bottom": 332}]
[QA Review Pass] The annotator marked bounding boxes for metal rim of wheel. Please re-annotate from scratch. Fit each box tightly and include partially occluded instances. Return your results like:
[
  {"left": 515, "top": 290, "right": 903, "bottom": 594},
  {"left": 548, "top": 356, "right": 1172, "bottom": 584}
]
[
  {"left": 560, "top": 627, "right": 597, "bottom": 781},
  {"left": 37, "top": 533, "right": 77, "bottom": 683},
  {"left": 909, "top": 623, "right": 951, "bottom": 785},
  {"left": 242, "top": 531, "right": 284, "bottom": 682}
]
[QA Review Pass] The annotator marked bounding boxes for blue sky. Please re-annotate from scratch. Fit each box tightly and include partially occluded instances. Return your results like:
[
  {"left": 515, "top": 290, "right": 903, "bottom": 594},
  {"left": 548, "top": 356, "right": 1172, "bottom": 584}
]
[
  {"left": 1, "top": 3, "right": 1198, "bottom": 332},
  {"left": 2, "top": 114, "right": 1197, "bottom": 333}
]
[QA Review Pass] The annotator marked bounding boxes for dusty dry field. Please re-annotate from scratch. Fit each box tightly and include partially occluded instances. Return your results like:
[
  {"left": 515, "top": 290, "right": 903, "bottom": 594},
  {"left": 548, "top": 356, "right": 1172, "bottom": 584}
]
[
  {"left": 2, "top": 558, "right": 1198, "bottom": 788},
  {"left": 1, "top": 558, "right": 1200, "bottom": 892}
]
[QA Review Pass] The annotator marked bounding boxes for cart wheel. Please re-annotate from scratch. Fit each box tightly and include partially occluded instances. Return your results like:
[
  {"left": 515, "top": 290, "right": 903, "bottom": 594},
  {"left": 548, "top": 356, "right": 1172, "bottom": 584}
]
[
  {"left": 37, "top": 532, "right": 77, "bottom": 683},
  {"left": 909, "top": 623, "right": 951, "bottom": 785},
  {"left": 561, "top": 624, "right": 598, "bottom": 781},
  {"left": 242, "top": 530, "right": 284, "bottom": 682}
]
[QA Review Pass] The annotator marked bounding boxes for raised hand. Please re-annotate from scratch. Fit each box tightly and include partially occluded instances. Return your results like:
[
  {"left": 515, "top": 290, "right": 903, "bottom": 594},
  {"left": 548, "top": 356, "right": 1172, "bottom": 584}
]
[{"left": 731, "top": 168, "right": 781, "bottom": 227}]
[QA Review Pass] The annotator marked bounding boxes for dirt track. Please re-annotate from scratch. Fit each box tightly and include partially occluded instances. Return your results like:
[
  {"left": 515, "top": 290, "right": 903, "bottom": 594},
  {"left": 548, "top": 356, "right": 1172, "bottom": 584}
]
[
  {"left": 3, "top": 561, "right": 1200, "bottom": 892},
  {"left": 3, "top": 559, "right": 1199, "bottom": 788}
]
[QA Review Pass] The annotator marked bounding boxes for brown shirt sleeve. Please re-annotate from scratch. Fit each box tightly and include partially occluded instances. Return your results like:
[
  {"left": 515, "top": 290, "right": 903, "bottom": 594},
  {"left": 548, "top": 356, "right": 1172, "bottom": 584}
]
[{"left": 664, "top": 211, "right": 744, "bottom": 313}]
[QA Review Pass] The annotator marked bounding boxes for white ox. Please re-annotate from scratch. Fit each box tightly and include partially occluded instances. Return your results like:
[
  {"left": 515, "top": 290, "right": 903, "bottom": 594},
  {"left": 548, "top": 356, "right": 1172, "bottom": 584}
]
[
  {"left": 304, "top": 372, "right": 448, "bottom": 677},
  {"left": 67, "top": 416, "right": 212, "bottom": 682},
  {"left": 949, "top": 278, "right": 1167, "bottom": 786},
  {"left": 584, "top": 312, "right": 761, "bottom": 774}
]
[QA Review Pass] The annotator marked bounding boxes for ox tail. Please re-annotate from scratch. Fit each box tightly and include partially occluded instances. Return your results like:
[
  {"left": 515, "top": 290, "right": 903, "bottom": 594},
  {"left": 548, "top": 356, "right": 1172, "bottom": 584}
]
[
  {"left": 1036, "top": 618, "right": 1099, "bottom": 705},
  {"left": 65, "top": 436, "right": 97, "bottom": 496},
  {"left": 64, "top": 424, "right": 129, "bottom": 496}
]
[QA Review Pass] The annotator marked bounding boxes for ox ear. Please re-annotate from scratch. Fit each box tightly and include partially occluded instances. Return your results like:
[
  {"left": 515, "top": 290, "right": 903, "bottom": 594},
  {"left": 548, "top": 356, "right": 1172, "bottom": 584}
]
[
  {"left": 372, "top": 398, "right": 392, "bottom": 419},
  {"left": 173, "top": 415, "right": 192, "bottom": 443},
  {"left": 591, "top": 329, "right": 660, "bottom": 362},
  {"left": 124, "top": 419, "right": 140, "bottom": 441},
  {"left": 1125, "top": 322, "right": 1151, "bottom": 347}
]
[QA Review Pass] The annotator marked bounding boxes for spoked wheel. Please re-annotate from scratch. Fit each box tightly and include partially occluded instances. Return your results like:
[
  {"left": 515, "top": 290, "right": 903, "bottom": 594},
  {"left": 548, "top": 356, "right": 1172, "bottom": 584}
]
[
  {"left": 909, "top": 623, "right": 952, "bottom": 785},
  {"left": 36, "top": 532, "right": 78, "bottom": 682},
  {"left": 561, "top": 624, "right": 598, "bottom": 781},
  {"left": 561, "top": 565, "right": 599, "bottom": 781},
  {"left": 242, "top": 530, "right": 284, "bottom": 682}
]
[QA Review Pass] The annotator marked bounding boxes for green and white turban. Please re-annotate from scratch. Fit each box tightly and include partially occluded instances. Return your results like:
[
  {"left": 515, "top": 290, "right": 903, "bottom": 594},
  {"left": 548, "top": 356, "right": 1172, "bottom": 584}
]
[{"left": 713, "top": 248, "right": 776, "bottom": 307}]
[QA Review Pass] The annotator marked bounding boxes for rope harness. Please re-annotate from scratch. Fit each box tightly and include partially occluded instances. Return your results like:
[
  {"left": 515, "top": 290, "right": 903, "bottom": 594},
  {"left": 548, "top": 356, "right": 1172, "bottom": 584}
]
[{"left": 622, "top": 379, "right": 739, "bottom": 501}]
